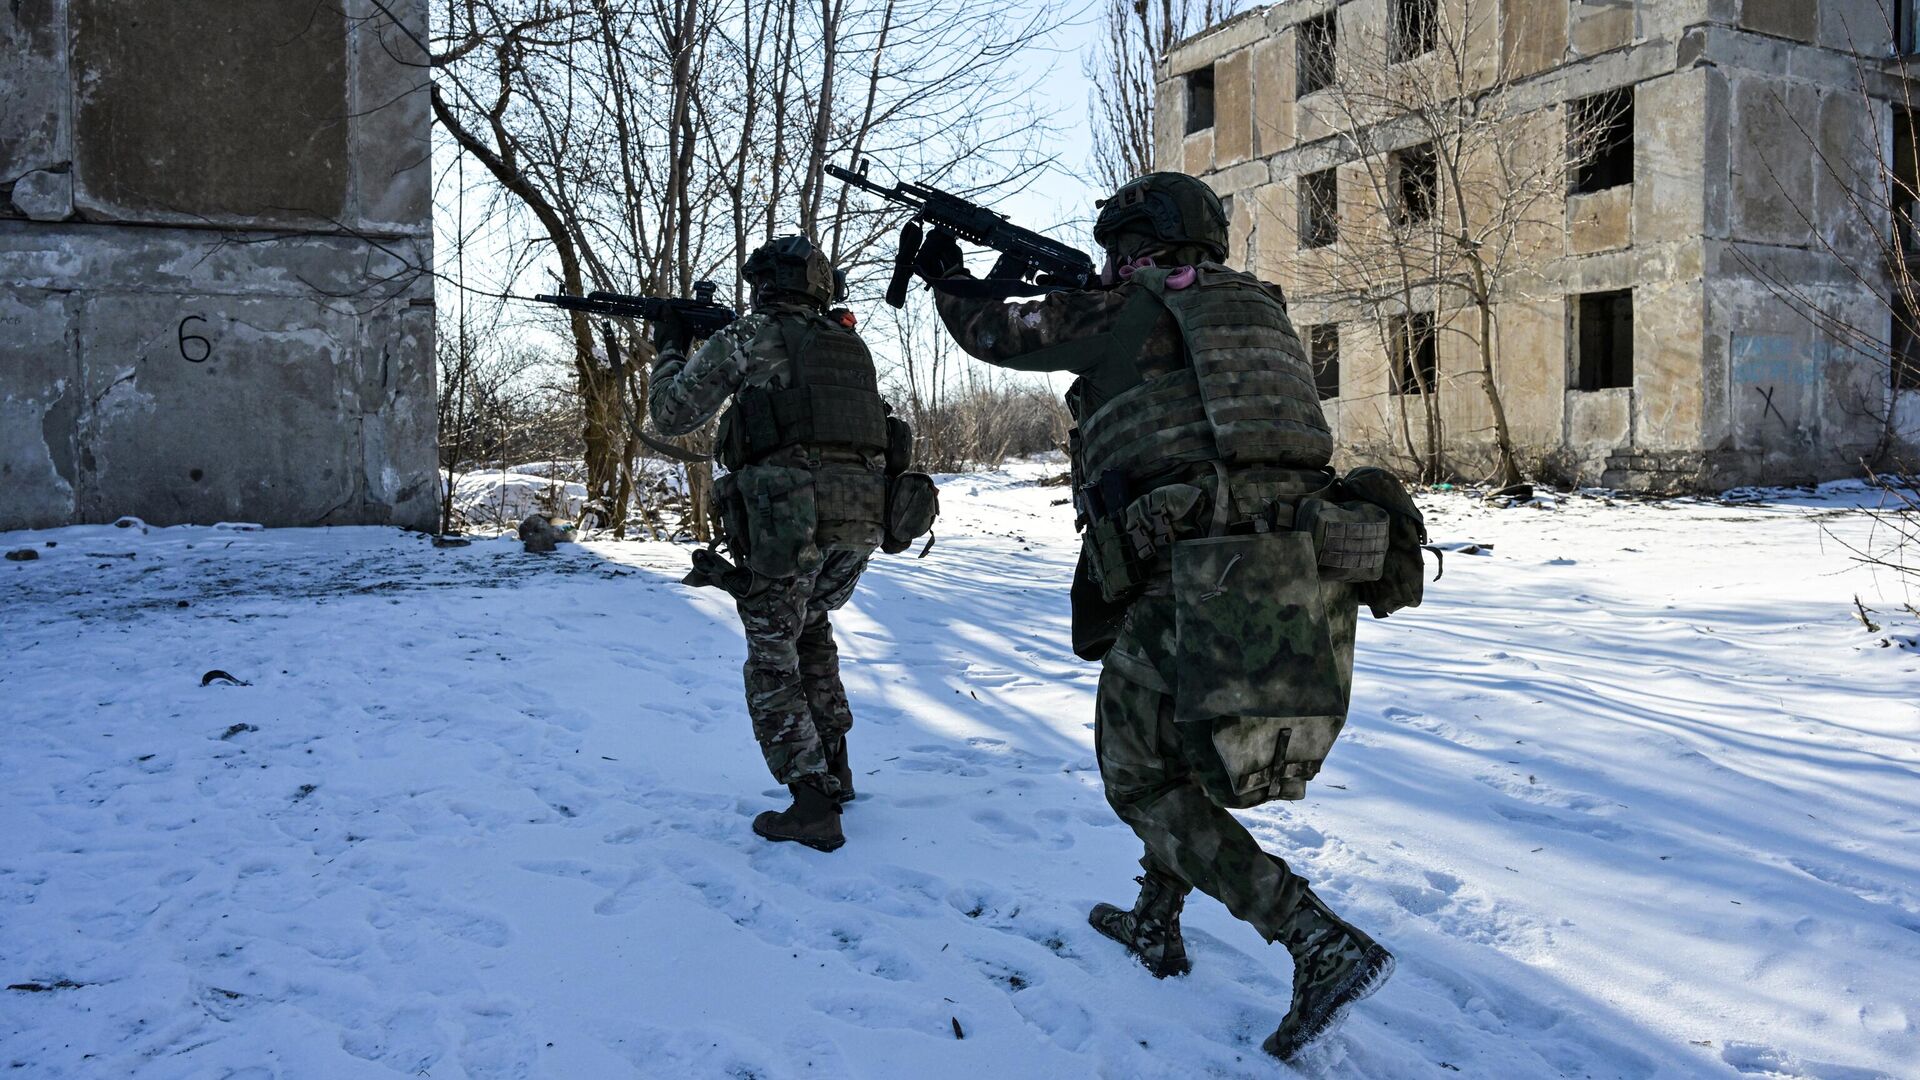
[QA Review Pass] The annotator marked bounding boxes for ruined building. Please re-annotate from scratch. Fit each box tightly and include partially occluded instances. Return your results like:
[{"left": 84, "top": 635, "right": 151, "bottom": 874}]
[
  {"left": 1, "top": 1, "right": 437, "bottom": 531},
  {"left": 1160, "top": 0, "right": 1920, "bottom": 491}
]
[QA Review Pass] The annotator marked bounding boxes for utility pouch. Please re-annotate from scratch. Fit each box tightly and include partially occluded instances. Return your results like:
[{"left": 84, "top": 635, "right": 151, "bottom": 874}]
[
  {"left": 1333, "top": 467, "right": 1428, "bottom": 618},
  {"left": 733, "top": 465, "right": 821, "bottom": 578},
  {"left": 1084, "top": 518, "right": 1141, "bottom": 602},
  {"left": 885, "top": 414, "right": 915, "bottom": 476},
  {"left": 1295, "top": 497, "right": 1390, "bottom": 583},
  {"left": 1085, "top": 483, "right": 1205, "bottom": 603},
  {"left": 882, "top": 471, "right": 939, "bottom": 555},
  {"left": 1171, "top": 531, "right": 1349, "bottom": 807}
]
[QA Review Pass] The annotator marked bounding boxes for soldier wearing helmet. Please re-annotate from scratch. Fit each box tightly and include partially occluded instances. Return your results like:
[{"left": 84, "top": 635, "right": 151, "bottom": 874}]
[
  {"left": 650, "top": 234, "right": 891, "bottom": 853},
  {"left": 918, "top": 172, "right": 1395, "bottom": 1061}
]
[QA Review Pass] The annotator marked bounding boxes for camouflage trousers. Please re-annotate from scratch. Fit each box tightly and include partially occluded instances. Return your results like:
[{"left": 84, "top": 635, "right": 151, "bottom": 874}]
[
  {"left": 734, "top": 547, "right": 870, "bottom": 793},
  {"left": 1095, "top": 593, "right": 1313, "bottom": 943}
]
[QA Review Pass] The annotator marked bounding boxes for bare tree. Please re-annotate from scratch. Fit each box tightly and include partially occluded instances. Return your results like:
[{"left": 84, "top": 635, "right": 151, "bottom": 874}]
[
  {"left": 1274, "top": 0, "right": 1618, "bottom": 486},
  {"left": 428, "top": 0, "right": 1066, "bottom": 535},
  {"left": 1084, "top": 0, "right": 1239, "bottom": 190}
]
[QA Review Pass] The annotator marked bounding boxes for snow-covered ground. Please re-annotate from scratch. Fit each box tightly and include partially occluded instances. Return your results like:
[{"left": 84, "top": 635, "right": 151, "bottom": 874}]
[{"left": 3, "top": 468, "right": 1917, "bottom": 1080}]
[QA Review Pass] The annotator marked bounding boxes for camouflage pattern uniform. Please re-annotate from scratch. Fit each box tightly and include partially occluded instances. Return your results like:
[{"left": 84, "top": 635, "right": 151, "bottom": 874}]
[
  {"left": 931, "top": 173, "right": 1392, "bottom": 1056},
  {"left": 932, "top": 284, "right": 1320, "bottom": 938},
  {"left": 650, "top": 303, "right": 873, "bottom": 798}
]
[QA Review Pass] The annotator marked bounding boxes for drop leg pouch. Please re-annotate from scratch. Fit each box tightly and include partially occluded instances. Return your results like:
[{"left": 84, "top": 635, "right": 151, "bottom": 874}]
[
  {"left": 734, "top": 465, "right": 822, "bottom": 579},
  {"left": 1171, "top": 531, "right": 1349, "bottom": 808}
]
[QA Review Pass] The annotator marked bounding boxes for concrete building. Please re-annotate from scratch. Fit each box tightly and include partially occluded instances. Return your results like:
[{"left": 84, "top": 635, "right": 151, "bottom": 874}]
[
  {"left": 1158, "top": 0, "right": 1920, "bottom": 491},
  {"left": 1, "top": 0, "right": 437, "bottom": 531}
]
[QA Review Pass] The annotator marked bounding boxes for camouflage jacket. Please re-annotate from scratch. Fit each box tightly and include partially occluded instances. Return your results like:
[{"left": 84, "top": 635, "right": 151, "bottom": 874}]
[
  {"left": 648, "top": 302, "right": 820, "bottom": 437},
  {"left": 932, "top": 281, "right": 1185, "bottom": 421}
]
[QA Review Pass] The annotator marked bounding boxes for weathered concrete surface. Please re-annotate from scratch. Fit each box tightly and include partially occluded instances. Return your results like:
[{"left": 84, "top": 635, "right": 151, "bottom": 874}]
[
  {"left": 0, "top": 0, "right": 435, "bottom": 531},
  {"left": 70, "top": 0, "right": 350, "bottom": 227}
]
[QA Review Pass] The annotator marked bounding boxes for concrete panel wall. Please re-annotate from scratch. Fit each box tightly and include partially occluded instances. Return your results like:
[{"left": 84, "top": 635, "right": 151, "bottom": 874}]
[{"left": 1, "top": 0, "right": 435, "bottom": 531}]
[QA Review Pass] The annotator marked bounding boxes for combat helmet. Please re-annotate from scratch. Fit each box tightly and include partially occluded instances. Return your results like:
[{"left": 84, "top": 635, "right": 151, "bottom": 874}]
[
  {"left": 744, "top": 234, "right": 841, "bottom": 308},
  {"left": 1093, "top": 172, "right": 1229, "bottom": 262}
]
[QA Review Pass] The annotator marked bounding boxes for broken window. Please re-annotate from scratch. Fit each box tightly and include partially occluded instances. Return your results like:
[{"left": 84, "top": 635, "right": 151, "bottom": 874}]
[
  {"left": 1309, "top": 323, "right": 1342, "bottom": 400},
  {"left": 1394, "top": 144, "right": 1437, "bottom": 224},
  {"left": 1573, "top": 89, "right": 1635, "bottom": 194},
  {"left": 1575, "top": 290, "right": 1634, "bottom": 391},
  {"left": 1298, "top": 10, "right": 1338, "bottom": 97},
  {"left": 1300, "top": 167, "right": 1339, "bottom": 249},
  {"left": 1392, "top": 312, "right": 1437, "bottom": 395},
  {"left": 1895, "top": 290, "right": 1920, "bottom": 391},
  {"left": 1393, "top": 0, "right": 1436, "bottom": 63},
  {"left": 1894, "top": 108, "right": 1920, "bottom": 251},
  {"left": 1900, "top": 0, "right": 1920, "bottom": 55},
  {"left": 1186, "top": 65, "right": 1216, "bottom": 134}
]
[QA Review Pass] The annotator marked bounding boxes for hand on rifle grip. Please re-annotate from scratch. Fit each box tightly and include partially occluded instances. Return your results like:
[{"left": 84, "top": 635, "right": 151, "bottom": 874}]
[{"left": 913, "top": 226, "right": 966, "bottom": 281}]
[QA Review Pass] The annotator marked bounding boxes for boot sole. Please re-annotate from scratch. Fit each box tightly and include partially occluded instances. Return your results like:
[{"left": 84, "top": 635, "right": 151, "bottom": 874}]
[
  {"left": 1265, "top": 945, "right": 1395, "bottom": 1062},
  {"left": 751, "top": 823, "right": 845, "bottom": 852},
  {"left": 1088, "top": 904, "right": 1191, "bottom": 978}
]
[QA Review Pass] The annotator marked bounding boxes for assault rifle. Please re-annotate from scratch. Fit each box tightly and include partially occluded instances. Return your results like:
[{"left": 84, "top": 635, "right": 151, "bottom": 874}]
[
  {"left": 826, "top": 159, "right": 1097, "bottom": 307},
  {"left": 532, "top": 281, "right": 737, "bottom": 347}
]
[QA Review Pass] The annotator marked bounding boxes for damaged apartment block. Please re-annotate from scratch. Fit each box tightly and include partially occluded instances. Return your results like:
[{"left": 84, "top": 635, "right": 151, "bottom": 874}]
[
  {"left": 1, "top": 1, "right": 437, "bottom": 530},
  {"left": 1154, "top": 0, "right": 1920, "bottom": 492}
]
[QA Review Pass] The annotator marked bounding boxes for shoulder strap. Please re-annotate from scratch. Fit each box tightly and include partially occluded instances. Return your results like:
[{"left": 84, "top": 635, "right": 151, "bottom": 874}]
[{"left": 776, "top": 315, "right": 819, "bottom": 390}]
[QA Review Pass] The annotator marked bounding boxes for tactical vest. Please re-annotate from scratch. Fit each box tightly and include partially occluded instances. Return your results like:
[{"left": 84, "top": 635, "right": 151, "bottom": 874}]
[
  {"left": 718, "top": 313, "right": 891, "bottom": 470},
  {"left": 715, "top": 312, "right": 891, "bottom": 555},
  {"left": 1074, "top": 265, "right": 1332, "bottom": 502}
]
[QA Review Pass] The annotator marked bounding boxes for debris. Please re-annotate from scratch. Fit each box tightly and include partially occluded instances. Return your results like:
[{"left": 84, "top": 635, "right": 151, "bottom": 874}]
[
  {"left": 220, "top": 723, "right": 258, "bottom": 740},
  {"left": 519, "top": 514, "right": 567, "bottom": 554},
  {"left": 8, "top": 980, "right": 85, "bottom": 992},
  {"left": 113, "top": 516, "right": 146, "bottom": 530},
  {"left": 5, "top": 549, "right": 38, "bottom": 562},
  {"left": 201, "top": 670, "right": 251, "bottom": 687},
  {"left": 433, "top": 534, "right": 472, "bottom": 549},
  {"left": 1852, "top": 596, "right": 1880, "bottom": 634},
  {"left": 950, "top": 1017, "right": 965, "bottom": 1040}
]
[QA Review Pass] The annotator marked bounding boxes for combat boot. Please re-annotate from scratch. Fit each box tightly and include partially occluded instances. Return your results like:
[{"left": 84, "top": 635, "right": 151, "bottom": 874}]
[
  {"left": 1088, "top": 869, "right": 1192, "bottom": 978},
  {"left": 751, "top": 777, "right": 845, "bottom": 852},
  {"left": 1262, "top": 887, "right": 1395, "bottom": 1062},
  {"left": 824, "top": 735, "right": 855, "bottom": 804}
]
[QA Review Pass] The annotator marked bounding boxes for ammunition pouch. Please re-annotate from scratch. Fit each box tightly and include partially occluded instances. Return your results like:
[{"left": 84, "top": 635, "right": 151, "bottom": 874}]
[
  {"left": 718, "top": 464, "right": 822, "bottom": 579},
  {"left": 1170, "top": 531, "right": 1349, "bottom": 808},
  {"left": 1332, "top": 467, "right": 1428, "bottom": 618},
  {"left": 885, "top": 414, "right": 915, "bottom": 475},
  {"left": 882, "top": 472, "right": 940, "bottom": 555},
  {"left": 1082, "top": 482, "right": 1205, "bottom": 603},
  {"left": 1295, "top": 496, "right": 1390, "bottom": 583}
]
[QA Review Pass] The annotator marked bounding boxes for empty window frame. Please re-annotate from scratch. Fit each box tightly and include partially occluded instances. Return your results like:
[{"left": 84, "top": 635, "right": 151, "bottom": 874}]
[
  {"left": 1186, "top": 65, "right": 1216, "bottom": 134},
  {"left": 1393, "top": 0, "right": 1437, "bottom": 63},
  {"left": 1572, "top": 89, "right": 1635, "bottom": 194},
  {"left": 1298, "top": 10, "right": 1338, "bottom": 97},
  {"left": 1900, "top": 0, "right": 1920, "bottom": 55},
  {"left": 1300, "top": 168, "right": 1339, "bottom": 249},
  {"left": 1392, "top": 312, "right": 1438, "bottom": 395},
  {"left": 1575, "top": 290, "right": 1634, "bottom": 391},
  {"left": 1308, "top": 323, "right": 1342, "bottom": 400},
  {"left": 1895, "top": 108, "right": 1920, "bottom": 244},
  {"left": 1895, "top": 290, "right": 1920, "bottom": 391},
  {"left": 1394, "top": 144, "right": 1437, "bottom": 224}
]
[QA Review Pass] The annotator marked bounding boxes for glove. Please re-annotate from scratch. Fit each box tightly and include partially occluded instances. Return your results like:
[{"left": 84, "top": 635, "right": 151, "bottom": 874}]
[
  {"left": 650, "top": 306, "right": 690, "bottom": 357},
  {"left": 913, "top": 227, "right": 966, "bottom": 281}
]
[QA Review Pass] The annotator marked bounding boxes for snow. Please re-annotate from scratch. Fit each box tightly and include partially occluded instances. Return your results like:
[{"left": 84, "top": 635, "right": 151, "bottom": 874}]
[{"left": 3, "top": 469, "right": 1917, "bottom": 1079}]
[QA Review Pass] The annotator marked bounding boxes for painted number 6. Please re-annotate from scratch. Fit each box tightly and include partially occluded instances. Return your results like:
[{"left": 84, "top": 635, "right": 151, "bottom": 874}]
[{"left": 179, "top": 314, "right": 212, "bottom": 363}]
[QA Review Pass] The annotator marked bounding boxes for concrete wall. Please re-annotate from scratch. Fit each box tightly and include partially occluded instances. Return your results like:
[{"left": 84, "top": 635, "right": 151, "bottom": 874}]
[
  {"left": 1, "top": 0, "right": 436, "bottom": 531},
  {"left": 1155, "top": 0, "right": 1920, "bottom": 491}
]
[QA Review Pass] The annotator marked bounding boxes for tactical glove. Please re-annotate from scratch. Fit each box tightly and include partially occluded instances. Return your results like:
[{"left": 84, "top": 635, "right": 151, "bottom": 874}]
[
  {"left": 649, "top": 307, "right": 691, "bottom": 357},
  {"left": 913, "top": 227, "right": 966, "bottom": 281}
]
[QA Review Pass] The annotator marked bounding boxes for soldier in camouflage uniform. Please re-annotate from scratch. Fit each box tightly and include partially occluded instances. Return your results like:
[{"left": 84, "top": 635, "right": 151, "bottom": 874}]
[
  {"left": 651, "top": 235, "right": 893, "bottom": 853},
  {"left": 918, "top": 173, "right": 1395, "bottom": 1060}
]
